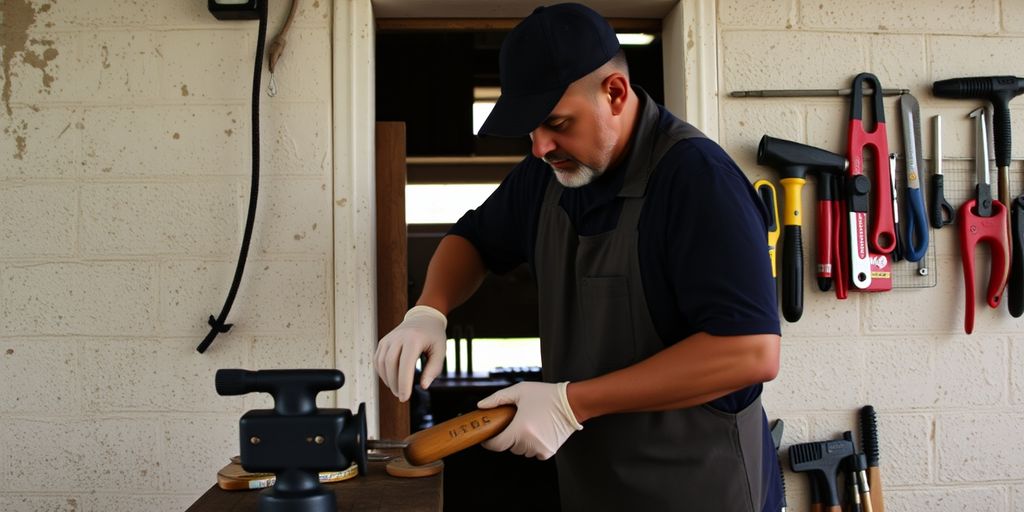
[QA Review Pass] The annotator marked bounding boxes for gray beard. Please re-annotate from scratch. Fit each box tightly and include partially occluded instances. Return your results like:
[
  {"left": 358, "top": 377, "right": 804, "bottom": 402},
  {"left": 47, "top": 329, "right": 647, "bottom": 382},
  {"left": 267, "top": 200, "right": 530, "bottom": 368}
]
[{"left": 549, "top": 161, "right": 603, "bottom": 188}]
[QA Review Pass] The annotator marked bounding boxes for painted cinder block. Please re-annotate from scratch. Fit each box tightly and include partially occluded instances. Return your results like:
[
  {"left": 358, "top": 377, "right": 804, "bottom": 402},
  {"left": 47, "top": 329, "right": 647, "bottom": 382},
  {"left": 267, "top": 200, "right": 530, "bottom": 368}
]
[
  {"left": 81, "top": 106, "right": 247, "bottom": 177},
  {"left": 799, "top": 0, "right": 997, "bottom": 34},
  {"left": 79, "top": 338, "right": 247, "bottom": 413},
  {"left": 253, "top": 179, "right": 332, "bottom": 256},
  {"left": 937, "top": 412, "right": 1024, "bottom": 482},
  {"left": 154, "top": 30, "right": 254, "bottom": 102},
  {"left": 0, "top": 339, "right": 82, "bottom": 414},
  {"left": 80, "top": 182, "right": 241, "bottom": 256},
  {"left": 862, "top": 337, "right": 936, "bottom": 408},
  {"left": 0, "top": 496, "right": 81, "bottom": 512},
  {"left": 929, "top": 36, "right": 1024, "bottom": 84},
  {"left": 0, "top": 184, "right": 77, "bottom": 258},
  {"left": 718, "top": 0, "right": 794, "bottom": 29},
  {"left": 720, "top": 103, "right": 804, "bottom": 172},
  {"left": 769, "top": 339, "right": 865, "bottom": 412},
  {"left": 5, "top": 30, "right": 88, "bottom": 106},
  {"left": 160, "top": 417, "right": 239, "bottom": 493},
  {"left": 721, "top": 31, "right": 868, "bottom": 93},
  {"left": 257, "top": 29, "right": 332, "bottom": 103},
  {"left": 261, "top": 102, "right": 333, "bottom": 177},
  {"left": 864, "top": 257, "right": 963, "bottom": 334},
  {"left": 80, "top": 494, "right": 197, "bottom": 512},
  {"left": 1013, "top": 336, "right": 1024, "bottom": 405},
  {"left": 886, "top": 487, "right": 1007, "bottom": 512},
  {"left": 934, "top": 335, "right": 1007, "bottom": 407},
  {"left": 0, "top": 107, "right": 83, "bottom": 178},
  {"left": 160, "top": 259, "right": 330, "bottom": 336},
  {"left": 75, "top": 417, "right": 166, "bottom": 492},
  {"left": 1, "top": 262, "right": 158, "bottom": 336},
  {"left": 868, "top": 35, "right": 928, "bottom": 98}
]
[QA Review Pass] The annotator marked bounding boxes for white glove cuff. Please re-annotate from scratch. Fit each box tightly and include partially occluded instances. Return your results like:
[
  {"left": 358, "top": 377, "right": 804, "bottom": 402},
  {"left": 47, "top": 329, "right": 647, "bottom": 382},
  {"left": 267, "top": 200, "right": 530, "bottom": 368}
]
[
  {"left": 556, "top": 382, "right": 584, "bottom": 431},
  {"left": 405, "top": 305, "right": 448, "bottom": 329}
]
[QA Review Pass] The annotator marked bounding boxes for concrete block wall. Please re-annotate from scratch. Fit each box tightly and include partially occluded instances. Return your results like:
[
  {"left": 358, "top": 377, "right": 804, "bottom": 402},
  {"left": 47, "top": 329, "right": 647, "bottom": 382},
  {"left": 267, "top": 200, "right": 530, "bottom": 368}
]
[
  {"left": 718, "top": 1, "right": 1024, "bottom": 510},
  {"left": 0, "top": 1, "right": 334, "bottom": 510}
]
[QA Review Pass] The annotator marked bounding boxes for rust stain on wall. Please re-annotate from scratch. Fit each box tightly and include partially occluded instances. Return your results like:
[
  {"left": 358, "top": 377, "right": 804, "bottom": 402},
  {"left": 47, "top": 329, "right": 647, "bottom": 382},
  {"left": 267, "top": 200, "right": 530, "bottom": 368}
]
[{"left": 1, "top": 0, "right": 61, "bottom": 159}]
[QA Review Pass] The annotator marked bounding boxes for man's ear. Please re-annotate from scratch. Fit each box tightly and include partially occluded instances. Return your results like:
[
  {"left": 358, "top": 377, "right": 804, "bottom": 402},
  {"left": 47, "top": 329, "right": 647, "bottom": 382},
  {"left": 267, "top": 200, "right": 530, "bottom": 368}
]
[{"left": 603, "top": 73, "right": 630, "bottom": 115}]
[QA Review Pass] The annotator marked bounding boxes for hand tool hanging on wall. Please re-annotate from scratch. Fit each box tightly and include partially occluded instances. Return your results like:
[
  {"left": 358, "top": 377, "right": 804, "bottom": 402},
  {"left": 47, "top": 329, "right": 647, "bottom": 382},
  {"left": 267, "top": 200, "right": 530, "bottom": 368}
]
[
  {"left": 842, "top": 431, "right": 873, "bottom": 512},
  {"left": 929, "top": 115, "right": 956, "bottom": 229},
  {"left": 1010, "top": 195, "right": 1024, "bottom": 317},
  {"left": 845, "top": 73, "right": 895, "bottom": 292},
  {"left": 731, "top": 87, "right": 909, "bottom": 98},
  {"left": 933, "top": 77, "right": 1024, "bottom": 314},
  {"left": 887, "top": 153, "right": 905, "bottom": 262},
  {"left": 898, "top": 94, "right": 930, "bottom": 262},
  {"left": 770, "top": 420, "right": 788, "bottom": 512},
  {"left": 816, "top": 170, "right": 846, "bottom": 292},
  {"left": 754, "top": 179, "right": 781, "bottom": 282},
  {"left": 959, "top": 108, "right": 1010, "bottom": 334},
  {"left": 933, "top": 77, "right": 1024, "bottom": 212},
  {"left": 758, "top": 136, "right": 849, "bottom": 322},
  {"left": 198, "top": 0, "right": 270, "bottom": 353},
  {"left": 790, "top": 438, "right": 854, "bottom": 512},
  {"left": 859, "top": 406, "right": 885, "bottom": 512}
]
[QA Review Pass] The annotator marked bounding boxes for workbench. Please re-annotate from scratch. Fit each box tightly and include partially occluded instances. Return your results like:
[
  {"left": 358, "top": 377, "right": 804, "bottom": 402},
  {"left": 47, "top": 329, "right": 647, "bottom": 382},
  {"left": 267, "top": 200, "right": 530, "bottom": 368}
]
[{"left": 186, "top": 462, "right": 442, "bottom": 512}]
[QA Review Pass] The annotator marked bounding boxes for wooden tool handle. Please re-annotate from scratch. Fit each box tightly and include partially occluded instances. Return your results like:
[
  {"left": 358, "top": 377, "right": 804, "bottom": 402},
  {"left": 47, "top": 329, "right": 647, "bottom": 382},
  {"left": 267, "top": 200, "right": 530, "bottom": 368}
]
[
  {"left": 403, "top": 405, "right": 515, "bottom": 466},
  {"left": 868, "top": 466, "right": 885, "bottom": 512}
]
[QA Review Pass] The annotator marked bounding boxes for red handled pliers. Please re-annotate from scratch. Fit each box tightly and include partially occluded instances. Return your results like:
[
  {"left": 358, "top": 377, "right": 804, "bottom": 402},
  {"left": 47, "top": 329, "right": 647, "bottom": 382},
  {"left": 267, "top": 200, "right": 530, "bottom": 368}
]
[{"left": 960, "top": 107, "right": 1010, "bottom": 334}]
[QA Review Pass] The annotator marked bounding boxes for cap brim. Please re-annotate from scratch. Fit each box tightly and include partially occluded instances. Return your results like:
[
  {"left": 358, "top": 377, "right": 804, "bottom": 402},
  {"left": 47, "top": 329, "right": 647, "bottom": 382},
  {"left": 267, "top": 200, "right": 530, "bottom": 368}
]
[{"left": 478, "top": 87, "right": 566, "bottom": 137}]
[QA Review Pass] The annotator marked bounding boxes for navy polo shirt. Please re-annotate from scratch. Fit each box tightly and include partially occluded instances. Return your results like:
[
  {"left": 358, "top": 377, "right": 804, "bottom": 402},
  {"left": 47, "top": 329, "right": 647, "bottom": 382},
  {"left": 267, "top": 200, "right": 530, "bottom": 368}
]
[{"left": 450, "top": 100, "right": 782, "bottom": 510}]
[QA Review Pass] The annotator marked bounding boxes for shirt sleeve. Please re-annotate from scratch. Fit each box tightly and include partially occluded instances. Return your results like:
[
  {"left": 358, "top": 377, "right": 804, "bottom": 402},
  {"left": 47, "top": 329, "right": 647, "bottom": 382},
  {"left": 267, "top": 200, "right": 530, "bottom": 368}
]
[
  {"left": 447, "top": 158, "right": 546, "bottom": 275},
  {"left": 664, "top": 141, "right": 781, "bottom": 337}
]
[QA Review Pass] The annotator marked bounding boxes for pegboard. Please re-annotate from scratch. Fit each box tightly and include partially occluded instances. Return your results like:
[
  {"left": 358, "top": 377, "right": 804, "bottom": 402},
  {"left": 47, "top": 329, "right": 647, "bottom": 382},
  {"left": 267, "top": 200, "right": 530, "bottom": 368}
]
[{"left": 889, "top": 157, "right": 1024, "bottom": 289}]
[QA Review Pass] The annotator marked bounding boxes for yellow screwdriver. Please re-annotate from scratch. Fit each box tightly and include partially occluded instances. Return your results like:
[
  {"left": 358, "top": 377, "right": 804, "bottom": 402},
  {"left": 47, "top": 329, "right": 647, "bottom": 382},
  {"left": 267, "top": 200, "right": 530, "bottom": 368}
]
[{"left": 754, "top": 179, "right": 781, "bottom": 281}]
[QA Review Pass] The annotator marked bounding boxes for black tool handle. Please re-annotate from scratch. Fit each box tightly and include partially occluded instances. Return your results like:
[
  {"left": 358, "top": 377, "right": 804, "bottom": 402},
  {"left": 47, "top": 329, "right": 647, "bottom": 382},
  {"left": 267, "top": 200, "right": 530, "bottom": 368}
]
[
  {"left": 933, "top": 76, "right": 1024, "bottom": 168},
  {"left": 860, "top": 406, "right": 879, "bottom": 467},
  {"left": 929, "top": 174, "right": 955, "bottom": 228},
  {"left": 782, "top": 225, "right": 803, "bottom": 322},
  {"left": 1009, "top": 197, "right": 1024, "bottom": 317}
]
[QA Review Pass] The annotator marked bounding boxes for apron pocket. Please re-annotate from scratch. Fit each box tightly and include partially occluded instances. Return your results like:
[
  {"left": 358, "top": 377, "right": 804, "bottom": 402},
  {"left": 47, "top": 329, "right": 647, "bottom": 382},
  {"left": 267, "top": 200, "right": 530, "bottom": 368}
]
[{"left": 579, "top": 276, "right": 637, "bottom": 375}]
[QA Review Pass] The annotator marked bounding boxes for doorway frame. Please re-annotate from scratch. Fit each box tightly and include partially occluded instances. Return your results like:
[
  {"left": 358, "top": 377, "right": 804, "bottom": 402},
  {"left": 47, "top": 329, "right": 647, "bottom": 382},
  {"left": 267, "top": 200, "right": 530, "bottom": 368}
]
[{"left": 332, "top": 0, "right": 720, "bottom": 437}]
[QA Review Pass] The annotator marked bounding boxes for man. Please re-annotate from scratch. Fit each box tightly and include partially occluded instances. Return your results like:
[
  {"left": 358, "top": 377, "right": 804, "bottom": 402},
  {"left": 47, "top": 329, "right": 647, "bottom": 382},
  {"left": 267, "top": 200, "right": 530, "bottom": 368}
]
[{"left": 375, "top": 3, "right": 782, "bottom": 510}]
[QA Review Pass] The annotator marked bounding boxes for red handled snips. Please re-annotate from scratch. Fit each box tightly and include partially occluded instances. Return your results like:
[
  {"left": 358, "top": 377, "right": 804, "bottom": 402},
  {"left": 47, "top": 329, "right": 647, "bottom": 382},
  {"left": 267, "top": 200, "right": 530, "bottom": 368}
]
[{"left": 959, "top": 107, "right": 1010, "bottom": 334}]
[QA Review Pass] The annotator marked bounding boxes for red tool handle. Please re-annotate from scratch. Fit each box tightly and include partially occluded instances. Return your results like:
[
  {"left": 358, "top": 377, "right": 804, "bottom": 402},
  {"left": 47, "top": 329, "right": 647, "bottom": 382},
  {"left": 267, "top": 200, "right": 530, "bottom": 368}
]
[
  {"left": 847, "top": 73, "right": 897, "bottom": 255},
  {"left": 959, "top": 199, "right": 1011, "bottom": 334},
  {"left": 834, "top": 195, "right": 849, "bottom": 300}
]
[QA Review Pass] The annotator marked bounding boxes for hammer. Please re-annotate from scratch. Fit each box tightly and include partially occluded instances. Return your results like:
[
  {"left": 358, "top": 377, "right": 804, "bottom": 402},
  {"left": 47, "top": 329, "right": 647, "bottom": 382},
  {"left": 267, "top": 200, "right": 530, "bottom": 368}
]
[{"left": 758, "top": 136, "right": 849, "bottom": 322}]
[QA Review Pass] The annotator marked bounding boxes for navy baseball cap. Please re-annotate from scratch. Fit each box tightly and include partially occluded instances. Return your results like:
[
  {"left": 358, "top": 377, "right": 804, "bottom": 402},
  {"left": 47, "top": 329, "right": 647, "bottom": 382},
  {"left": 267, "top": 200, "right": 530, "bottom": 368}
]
[{"left": 478, "top": 3, "right": 620, "bottom": 137}]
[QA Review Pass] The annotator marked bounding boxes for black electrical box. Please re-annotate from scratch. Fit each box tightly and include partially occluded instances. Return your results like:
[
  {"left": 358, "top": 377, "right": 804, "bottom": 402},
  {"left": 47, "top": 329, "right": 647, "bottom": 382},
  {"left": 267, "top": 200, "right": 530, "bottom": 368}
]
[{"left": 208, "top": 0, "right": 261, "bottom": 20}]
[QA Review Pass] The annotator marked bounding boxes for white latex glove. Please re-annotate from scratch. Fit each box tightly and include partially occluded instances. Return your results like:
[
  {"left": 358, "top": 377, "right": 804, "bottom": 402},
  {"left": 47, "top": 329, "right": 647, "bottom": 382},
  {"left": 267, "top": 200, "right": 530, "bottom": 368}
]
[
  {"left": 477, "top": 381, "right": 583, "bottom": 460},
  {"left": 374, "top": 305, "right": 448, "bottom": 402}
]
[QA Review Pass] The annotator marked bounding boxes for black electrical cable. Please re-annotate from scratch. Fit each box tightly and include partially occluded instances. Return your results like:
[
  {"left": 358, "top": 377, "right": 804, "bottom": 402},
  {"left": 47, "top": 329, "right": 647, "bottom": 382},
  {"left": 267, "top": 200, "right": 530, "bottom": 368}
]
[{"left": 197, "top": 0, "right": 268, "bottom": 353}]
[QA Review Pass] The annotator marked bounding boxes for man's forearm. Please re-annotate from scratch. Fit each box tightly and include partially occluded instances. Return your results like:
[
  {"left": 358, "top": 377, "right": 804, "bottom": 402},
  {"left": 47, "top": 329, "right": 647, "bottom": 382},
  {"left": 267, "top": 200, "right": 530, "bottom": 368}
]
[
  {"left": 416, "top": 234, "right": 489, "bottom": 315},
  {"left": 566, "top": 333, "right": 780, "bottom": 423}
]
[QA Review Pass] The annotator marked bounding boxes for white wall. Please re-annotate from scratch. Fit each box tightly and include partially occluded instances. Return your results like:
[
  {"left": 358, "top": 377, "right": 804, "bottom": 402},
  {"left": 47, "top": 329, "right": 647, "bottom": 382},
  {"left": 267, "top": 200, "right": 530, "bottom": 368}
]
[
  {"left": 3, "top": 0, "right": 1024, "bottom": 510},
  {"left": 0, "top": 1, "right": 337, "bottom": 510},
  {"left": 716, "top": 1, "right": 1024, "bottom": 511}
]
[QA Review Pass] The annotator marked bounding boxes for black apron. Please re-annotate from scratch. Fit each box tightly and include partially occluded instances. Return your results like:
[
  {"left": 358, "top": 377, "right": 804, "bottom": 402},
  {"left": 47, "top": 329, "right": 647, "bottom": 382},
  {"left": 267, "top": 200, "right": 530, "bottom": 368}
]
[{"left": 534, "top": 92, "right": 765, "bottom": 511}]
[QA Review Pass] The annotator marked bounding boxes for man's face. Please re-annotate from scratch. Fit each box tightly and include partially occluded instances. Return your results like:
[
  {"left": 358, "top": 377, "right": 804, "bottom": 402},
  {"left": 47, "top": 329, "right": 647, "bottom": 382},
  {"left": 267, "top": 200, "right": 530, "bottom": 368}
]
[{"left": 529, "top": 85, "right": 618, "bottom": 188}]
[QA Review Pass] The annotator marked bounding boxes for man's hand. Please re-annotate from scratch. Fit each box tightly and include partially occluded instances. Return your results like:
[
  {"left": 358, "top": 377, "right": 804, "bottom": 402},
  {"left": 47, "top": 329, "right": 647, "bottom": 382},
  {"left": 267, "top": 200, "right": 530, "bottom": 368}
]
[
  {"left": 477, "top": 382, "right": 583, "bottom": 460},
  {"left": 374, "top": 305, "right": 448, "bottom": 402}
]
